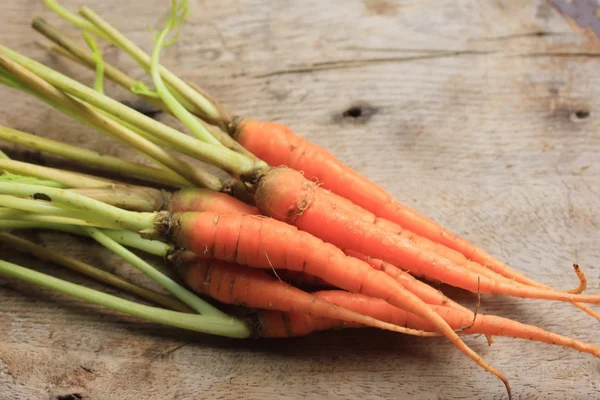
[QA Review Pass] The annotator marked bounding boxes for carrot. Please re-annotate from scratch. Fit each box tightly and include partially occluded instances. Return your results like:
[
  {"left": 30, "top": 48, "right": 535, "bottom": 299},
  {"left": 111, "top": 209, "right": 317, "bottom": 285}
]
[
  {"left": 165, "top": 189, "right": 481, "bottom": 302},
  {"left": 235, "top": 119, "right": 543, "bottom": 287},
  {"left": 257, "top": 309, "right": 350, "bottom": 338},
  {"left": 268, "top": 269, "right": 332, "bottom": 289},
  {"left": 164, "top": 189, "right": 481, "bottom": 315},
  {"left": 168, "top": 188, "right": 259, "bottom": 215},
  {"left": 159, "top": 210, "right": 511, "bottom": 392},
  {"left": 344, "top": 250, "right": 471, "bottom": 314},
  {"left": 78, "top": 184, "right": 585, "bottom": 298},
  {"left": 153, "top": 179, "right": 516, "bottom": 290},
  {"left": 252, "top": 167, "right": 600, "bottom": 305},
  {"left": 172, "top": 255, "right": 437, "bottom": 337},
  {"left": 78, "top": 185, "right": 595, "bottom": 322},
  {"left": 259, "top": 291, "right": 600, "bottom": 361}
]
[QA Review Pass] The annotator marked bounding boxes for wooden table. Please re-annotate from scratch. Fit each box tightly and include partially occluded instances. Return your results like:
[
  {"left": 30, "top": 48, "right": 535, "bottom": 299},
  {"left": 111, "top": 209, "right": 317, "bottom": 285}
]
[{"left": 1, "top": 1, "right": 599, "bottom": 399}]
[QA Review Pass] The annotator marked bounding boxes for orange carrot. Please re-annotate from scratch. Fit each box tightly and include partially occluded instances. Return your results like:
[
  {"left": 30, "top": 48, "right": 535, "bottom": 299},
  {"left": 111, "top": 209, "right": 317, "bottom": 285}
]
[
  {"left": 169, "top": 188, "right": 259, "bottom": 215},
  {"left": 345, "top": 250, "right": 470, "bottom": 313},
  {"left": 259, "top": 291, "right": 600, "bottom": 360},
  {"left": 252, "top": 167, "right": 600, "bottom": 305},
  {"left": 165, "top": 189, "right": 596, "bottom": 324},
  {"left": 268, "top": 269, "right": 332, "bottom": 288},
  {"left": 163, "top": 186, "right": 497, "bottom": 313},
  {"left": 258, "top": 309, "right": 350, "bottom": 338},
  {"left": 235, "top": 119, "right": 542, "bottom": 287},
  {"left": 159, "top": 210, "right": 512, "bottom": 392},
  {"left": 172, "top": 256, "right": 437, "bottom": 337},
  {"left": 165, "top": 190, "right": 472, "bottom": 307},
  {"left": 167, "top": 187, "right": 571, "bottom": 297}
]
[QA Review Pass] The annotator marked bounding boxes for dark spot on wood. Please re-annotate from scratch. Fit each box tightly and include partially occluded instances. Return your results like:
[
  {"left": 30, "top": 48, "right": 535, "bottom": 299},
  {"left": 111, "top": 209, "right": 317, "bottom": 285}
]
[
  {"left": 343, "top": 107, "right": 363, "bottom": 118},
  {"left": 56, "top": 394, "right": 84, "bottom": 400},
  {"left": 573, "top": 110, "right": 590, "bottom": 119},
  {"left": 121, "top": 99, "right": 162, "bottom": 119},
  {"left": 333, "top": 101, "right": 379, "bottom": 125},
  {"left": 32, "top": 193, "right": 51, "bottom": 201}
]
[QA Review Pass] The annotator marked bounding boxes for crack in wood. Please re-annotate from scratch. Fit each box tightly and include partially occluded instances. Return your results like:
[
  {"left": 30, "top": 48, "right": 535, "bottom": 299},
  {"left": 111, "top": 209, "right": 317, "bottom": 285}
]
[{"left": 255, "top": 51, "right": 495, "bottom": 77}]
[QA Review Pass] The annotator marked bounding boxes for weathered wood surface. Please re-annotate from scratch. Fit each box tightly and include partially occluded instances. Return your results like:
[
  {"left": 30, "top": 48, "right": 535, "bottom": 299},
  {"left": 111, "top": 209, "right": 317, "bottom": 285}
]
[{"left": 1, "top": 1, "right": 599, "bottom": 399}]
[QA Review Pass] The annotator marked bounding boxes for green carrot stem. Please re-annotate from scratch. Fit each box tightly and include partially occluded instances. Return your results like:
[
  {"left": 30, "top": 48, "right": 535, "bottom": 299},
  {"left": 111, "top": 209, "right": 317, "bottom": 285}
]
[
  {"left": 82, "top": 31, "right": 104, "bottom": 94},
  {"left": 1, "top": 172, "right": 66, "bottom": 189},
  {"left": 0, "top": 196, "right": 128, "bottom": 230},
  {"left": 0, "top": 149, "right": 67, "bottom": 188},
  {"left": 0, "top": 258, "right": 251, "bottom": 338},
  {"left": 0, "top": 158, "right": 113, "bottom": 188},
  {"left": 0, "top": 232, "right": 191, "bottom": 313},
  {"left": 0, "top": 212, "right": 122, "bottom": 228},
  {"left": 0, "top": 220, "right": 170, "bottom": 257},
  {"left": 0, "top": 45, "right": 261, "bottom": 176},
  {"left": 77, "top": 5, "right": 224, "bottom": 124},
  {"left": 0, "top": 55, "right": 219, "bottom": 189},
  {"left": 84, "top": 227, "right": 229, "bottom": 318},
  {"left": 44, "top": 0, "right": 199, "bottom": 116},
  {"left": 0, "top": 195, "right": 92, "bottom": 220},
  {"left": 95, "top": 228, "right": 171, "bottom": 256},
  {"left": 43, "top": 0, "right": 110, "bottom": 41},
  {"left": 0, "top": 182, "right": 155, "bottom": 231},
  {"left": 0, "top": 125, "right": 189, "bottom": 188},
  {"left": 148, "top": 2, "right": 220, "bottom": 145},
  {"left": 34, "top": 18, "right": 258, "bottom": 161},
  {"left": 31, "top": 17, "right": 164, "bottom": 111}
]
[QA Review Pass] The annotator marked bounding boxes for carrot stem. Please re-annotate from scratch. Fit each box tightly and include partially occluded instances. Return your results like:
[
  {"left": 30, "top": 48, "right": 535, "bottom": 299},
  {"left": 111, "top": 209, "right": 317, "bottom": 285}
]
[
  {"left": 0, "top": 220, "right": 170, "bottom": 257},
  {"left": 32, "top": 18, "right": 163, "bottom": 110},
  {"left": 0, "top": 258, "right": 251, "bottom": 337},
  {"left": 42, "top": 0, "right": 110, "bottom": 41},
  {"left": 83, "top": 227, "right": 228, "bottom": 317},
  {"left": 148, "top": 1, "right": 220, "bottom": 145},
  {"left": 0, "top": 55, "right": 213, "bottom": 189},
  {"left": 33, "top": 18, "right": 257, "bottom": 162},
  {"left": 76, "top": 3, "right": 222, "bottom": 124},
  {"left": 0, "top": 125, "right": 190, "bottom": 188},
  {"left": 0, "top": 182, "right": 155, "bottom": 231},
  {"left": 0, "top": 195, "right": 93, "bottom": 220},
  {"left": 0, "top": 158, "right": 113, "bottom": 188},
  {"left": 0, "top": 232, "right": 191, "bottom": 313},
  {"left": 1, "top": 171, "right": 66, "bottom": 189},
  {"left": 81, "top": 31, "right": 104, "bottom": 94},
  {"left": 0, "top": 45, "right": 259, "bottom": 176}
]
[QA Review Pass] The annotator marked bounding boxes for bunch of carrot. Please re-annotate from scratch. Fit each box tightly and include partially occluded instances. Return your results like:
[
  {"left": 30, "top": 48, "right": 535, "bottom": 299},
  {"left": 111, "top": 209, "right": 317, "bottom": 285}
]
[{"left": 0, "top": 1, "right": 598, "bottom": 397}]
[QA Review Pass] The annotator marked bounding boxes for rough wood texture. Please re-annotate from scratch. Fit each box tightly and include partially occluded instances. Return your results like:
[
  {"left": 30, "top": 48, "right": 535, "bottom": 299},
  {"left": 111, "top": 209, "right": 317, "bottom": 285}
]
[{"left": 1, "top": 1, "right": 599, "bottom": 399}]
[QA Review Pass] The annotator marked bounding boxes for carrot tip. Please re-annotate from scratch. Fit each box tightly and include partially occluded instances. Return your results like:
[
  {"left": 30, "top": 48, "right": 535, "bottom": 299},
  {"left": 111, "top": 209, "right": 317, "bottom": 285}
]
[{"left": 566, "top": 263, "right": 587, "bottom": 294}]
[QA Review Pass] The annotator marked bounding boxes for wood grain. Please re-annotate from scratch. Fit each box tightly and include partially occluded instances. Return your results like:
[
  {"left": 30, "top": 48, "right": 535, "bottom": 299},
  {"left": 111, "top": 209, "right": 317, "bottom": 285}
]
[{"left": 1, "top": 0, "right": 599, "bottom": 399}]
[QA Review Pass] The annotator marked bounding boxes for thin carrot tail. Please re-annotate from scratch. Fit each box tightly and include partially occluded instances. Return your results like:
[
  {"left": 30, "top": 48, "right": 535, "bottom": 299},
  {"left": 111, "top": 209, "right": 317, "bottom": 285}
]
[
  {"left": 567, "top": 264, "right": 586, "bottom": 294},
  {"left": 344, "top": 249, "right": 471, "bottom": 313},
  {"left": 312, "top": 291, "right": 600, "bottom": 360}
]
